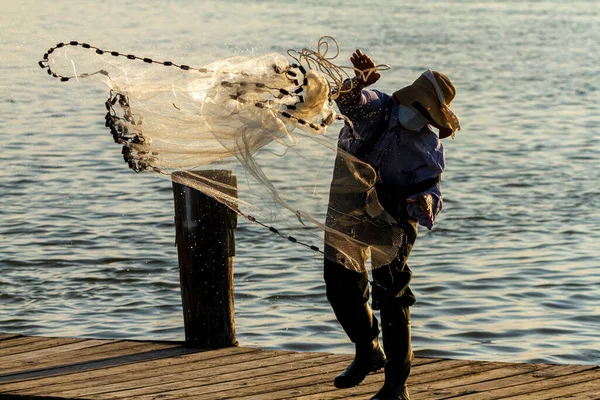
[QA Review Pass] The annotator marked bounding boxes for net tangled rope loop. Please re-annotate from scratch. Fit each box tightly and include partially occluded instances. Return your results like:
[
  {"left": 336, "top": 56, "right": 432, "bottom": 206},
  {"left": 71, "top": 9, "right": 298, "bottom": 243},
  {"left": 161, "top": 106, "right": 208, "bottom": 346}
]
[{"left": 286, "top": 36, "right": 390, "bottom": 101}]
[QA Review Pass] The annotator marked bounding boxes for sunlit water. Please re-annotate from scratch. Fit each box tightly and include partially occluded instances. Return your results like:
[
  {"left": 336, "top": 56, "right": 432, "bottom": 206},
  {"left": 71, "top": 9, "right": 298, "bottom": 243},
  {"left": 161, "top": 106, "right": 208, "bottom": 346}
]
[{"left": 1, "top": 0, "right": 599, "bottom": 365}]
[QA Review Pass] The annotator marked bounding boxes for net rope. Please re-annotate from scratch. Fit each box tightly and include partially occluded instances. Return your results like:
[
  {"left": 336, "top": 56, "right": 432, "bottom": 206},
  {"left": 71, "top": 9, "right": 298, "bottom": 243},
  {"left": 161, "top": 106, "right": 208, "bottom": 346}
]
[{"left": 39, "top": 37, "right": 406, "bottom": 271}]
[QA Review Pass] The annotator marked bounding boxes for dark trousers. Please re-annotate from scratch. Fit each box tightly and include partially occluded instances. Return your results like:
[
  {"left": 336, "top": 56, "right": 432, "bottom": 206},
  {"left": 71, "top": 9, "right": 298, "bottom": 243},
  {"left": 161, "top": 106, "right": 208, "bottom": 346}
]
[
  {"left": 323, "top": 219, "right": 416, "bottom": 342},
  {"left": 324, "top": 188, "right": 417, "bottom": 385}
]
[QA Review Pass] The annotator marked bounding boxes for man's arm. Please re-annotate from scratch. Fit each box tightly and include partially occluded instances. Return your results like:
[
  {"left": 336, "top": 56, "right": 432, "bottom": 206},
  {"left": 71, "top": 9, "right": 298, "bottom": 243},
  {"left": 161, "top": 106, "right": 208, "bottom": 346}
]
[{"left": 335, "top": 50, "right": 381, "bottom": 112}]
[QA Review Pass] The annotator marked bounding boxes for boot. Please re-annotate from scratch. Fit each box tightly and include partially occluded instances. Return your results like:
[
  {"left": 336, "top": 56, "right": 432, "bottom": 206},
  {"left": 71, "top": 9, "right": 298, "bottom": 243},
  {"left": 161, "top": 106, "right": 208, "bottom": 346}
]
[
  {"left": 371, "top": 300, "right": 413, "bottom": 400},
  {"left": 370, "top": 369, "right": 411, "bottom": 399},
  {"left": 335, "top": 336, "right": 386, "bottom": 388},
  {"left": 324, "top": 259, "right": 385, "bottom": 388}
]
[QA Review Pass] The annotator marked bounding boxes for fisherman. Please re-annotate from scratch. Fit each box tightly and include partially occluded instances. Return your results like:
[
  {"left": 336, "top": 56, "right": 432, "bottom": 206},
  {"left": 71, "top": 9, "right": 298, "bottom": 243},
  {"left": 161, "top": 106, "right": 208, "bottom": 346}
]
[{"left": 324, "top": 49, "right": 460, "bottom": 400}]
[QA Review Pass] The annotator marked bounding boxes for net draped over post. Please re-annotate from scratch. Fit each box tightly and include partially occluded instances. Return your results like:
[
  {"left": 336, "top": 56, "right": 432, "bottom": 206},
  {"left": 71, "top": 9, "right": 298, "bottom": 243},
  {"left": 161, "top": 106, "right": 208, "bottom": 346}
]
[{"left": 40, "top": 38, "right": 405, "bottom": 272}]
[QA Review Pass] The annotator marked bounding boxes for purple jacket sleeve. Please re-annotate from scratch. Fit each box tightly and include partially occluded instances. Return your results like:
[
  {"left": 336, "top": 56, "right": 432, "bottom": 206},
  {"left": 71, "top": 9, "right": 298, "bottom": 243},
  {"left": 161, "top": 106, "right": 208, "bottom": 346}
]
[
  {"left": 335, "top": 79, "right": 386, "bottom": 121},
  {"left": 335, "top": 88, "right": 389, "bottom": 155}
]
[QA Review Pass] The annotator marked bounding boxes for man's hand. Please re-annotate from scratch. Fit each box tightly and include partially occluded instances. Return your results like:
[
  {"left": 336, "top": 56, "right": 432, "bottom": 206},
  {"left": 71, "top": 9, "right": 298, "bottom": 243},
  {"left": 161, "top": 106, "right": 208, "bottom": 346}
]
[
  {"left": 407, "top": 194, "right": 435, "bottom": 228},
  {"left": 350, "top": 49, "right": 381, "bottom": 86}
]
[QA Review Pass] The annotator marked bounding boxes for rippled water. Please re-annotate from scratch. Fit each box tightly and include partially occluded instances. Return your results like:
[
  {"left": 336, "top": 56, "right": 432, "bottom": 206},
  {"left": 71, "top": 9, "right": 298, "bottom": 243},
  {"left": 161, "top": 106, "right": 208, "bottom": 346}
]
[{"left": 1, "top": 0, "right": 599, "bottom": 365}]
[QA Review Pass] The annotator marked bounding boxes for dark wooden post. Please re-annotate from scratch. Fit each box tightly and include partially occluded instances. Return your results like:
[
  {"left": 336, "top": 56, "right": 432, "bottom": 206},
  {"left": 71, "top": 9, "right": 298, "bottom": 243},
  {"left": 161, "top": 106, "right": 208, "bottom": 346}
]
[{"left": 172, "top": 170, "right": 237, "bottom": 348}]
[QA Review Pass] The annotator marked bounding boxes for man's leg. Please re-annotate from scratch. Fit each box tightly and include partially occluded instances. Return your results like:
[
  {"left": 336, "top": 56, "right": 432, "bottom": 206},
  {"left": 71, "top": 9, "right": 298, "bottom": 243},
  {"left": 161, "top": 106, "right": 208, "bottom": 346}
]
[
  {"left": 370, "top": 219, "right": 417, "bottom": 400},
  {"left": 372, "top": 279, "right": 414, "bottom": 400},
  {"left": 324, "top": 249, "right": 385, "bottom": 388}
]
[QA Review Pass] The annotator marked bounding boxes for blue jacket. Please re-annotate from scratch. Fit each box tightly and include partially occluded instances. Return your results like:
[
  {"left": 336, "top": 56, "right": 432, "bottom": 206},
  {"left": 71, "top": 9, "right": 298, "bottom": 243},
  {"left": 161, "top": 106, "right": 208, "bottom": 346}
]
[{"left": 336, "top": 88, "right": 444, "bottom": 229}]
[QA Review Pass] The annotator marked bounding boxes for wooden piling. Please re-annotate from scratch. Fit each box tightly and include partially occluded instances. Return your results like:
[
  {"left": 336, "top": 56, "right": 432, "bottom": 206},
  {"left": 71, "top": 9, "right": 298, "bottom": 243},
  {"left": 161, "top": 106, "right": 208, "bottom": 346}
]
[{"left": 172, "top": 170, "right": 238, "bottom": 349}]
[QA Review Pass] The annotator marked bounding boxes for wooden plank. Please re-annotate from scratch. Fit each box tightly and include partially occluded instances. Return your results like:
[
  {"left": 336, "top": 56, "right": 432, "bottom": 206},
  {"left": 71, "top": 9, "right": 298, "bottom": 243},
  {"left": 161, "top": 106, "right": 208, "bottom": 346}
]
[
  {"left": 181, "top": 358, "right": 357, "bottom": 400},
  {"left": 0, "top": 339, "right": 109, "bottom": 364},
  {"left": 0, "top": 346, "right": 197, "bottom": 384},
  {"left": 202, "top": 362, "right": 380, "bottom": 400},
  {"left": 0, "top": 395, "right": 74, "bottom": 400},
  {"left": 536, "top": 386, "right": 600, "bottom": 400},
  {"left": 423, "top": 365, "right": 598, "bottom": 400},
  {"left": 239, "top": 363, "right": 597, "bottom": 400},
  {"left": 291, "top": 360, "right": 517, "bottom": 400},
  {"left": 0, "top": 346, "right": 256, "bottom": 393},
  {"left": 118, "top": 355, "right": 351, "bottom": 400},
  {"left": 77, "top": 351, "right": 331, "bottom": 399},
  {"left": 235, "top": 359, "right": 504, "bottom": 400},
  {"left": 407, "top": 363, "right": 557, "bottom": 399},
  {"left": 127, "top": 356, "right": 442, "bottom": 400},
  {"left": 155, "top": 358, "right": 468, "bottom": 400},
  {"left": 15, "top": 348, "right": 275, "bottom": 397},
  {"left": 164, "top": 355, "right": 355, "bottom": 400},
  {"left": 0, "top": 336, "right": 46, "bottom": 350},
  {"left": 487, "top": 368, "right": 600, "bottom": 400},
  {"left": 0, "top": 337, "right": 83, "bottom": 358},
  {"left": 345, "top": 364, "right": 588, "bottom": 400},
  {"left": 0, "top": 334, "right": 22, "bottom": 342},
  {"left": 0, "top": 341, "right": 177, "bottom": 374}
]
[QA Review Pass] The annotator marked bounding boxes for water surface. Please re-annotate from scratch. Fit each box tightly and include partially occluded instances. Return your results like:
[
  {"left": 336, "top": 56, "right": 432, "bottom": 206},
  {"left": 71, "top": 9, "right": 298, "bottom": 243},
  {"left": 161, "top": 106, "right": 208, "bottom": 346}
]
[{"left": 1, "top": 0, "right": 599, "bottom": 365}]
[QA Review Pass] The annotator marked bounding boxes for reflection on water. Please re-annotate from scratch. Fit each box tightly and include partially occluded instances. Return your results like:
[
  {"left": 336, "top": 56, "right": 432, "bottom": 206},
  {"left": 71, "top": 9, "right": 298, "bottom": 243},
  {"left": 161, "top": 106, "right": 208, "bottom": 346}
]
[{"left": 1, "top": 0, "right": 599, "bottom": 365}]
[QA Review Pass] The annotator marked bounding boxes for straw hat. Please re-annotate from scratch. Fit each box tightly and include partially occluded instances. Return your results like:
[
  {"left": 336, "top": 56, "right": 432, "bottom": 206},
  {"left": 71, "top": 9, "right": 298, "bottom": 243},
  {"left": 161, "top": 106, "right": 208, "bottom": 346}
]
[{"left": 392, "top": 70, "right": 460, "bottom": 139}]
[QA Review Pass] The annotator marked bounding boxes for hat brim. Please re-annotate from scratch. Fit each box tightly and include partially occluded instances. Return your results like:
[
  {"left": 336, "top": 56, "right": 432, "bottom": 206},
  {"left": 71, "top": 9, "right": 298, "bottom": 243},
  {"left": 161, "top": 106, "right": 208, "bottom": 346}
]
[{"left": 392, "top": 77, "right": 457, "bottom": 138}]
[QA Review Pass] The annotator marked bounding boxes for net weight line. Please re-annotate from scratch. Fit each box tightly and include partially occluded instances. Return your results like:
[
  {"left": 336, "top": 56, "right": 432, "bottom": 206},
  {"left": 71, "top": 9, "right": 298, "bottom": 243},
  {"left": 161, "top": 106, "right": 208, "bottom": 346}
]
[
  {"left": 38, "top": 37, "right": 389, "bottom": 98},
  {"left": 39, "top": 41, "right": 346, "bottom": 136}
]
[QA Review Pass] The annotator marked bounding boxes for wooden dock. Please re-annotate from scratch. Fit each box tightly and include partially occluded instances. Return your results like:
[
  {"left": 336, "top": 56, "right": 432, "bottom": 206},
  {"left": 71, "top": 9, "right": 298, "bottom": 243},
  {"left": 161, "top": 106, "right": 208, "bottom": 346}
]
[{"left": 0, "top": 334, "right": 598, "bottom": 399}]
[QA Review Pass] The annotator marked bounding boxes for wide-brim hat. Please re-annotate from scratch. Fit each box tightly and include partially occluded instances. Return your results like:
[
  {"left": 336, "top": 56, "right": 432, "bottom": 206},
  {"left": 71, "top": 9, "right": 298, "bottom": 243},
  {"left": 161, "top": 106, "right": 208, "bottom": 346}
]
[{"left": 392, "top": 70, "right": 460, "bottom": 139}]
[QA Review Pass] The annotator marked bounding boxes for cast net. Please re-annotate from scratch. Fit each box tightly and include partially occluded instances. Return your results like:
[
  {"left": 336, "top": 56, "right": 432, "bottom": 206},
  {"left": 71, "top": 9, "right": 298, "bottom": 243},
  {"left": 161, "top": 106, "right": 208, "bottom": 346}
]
[{"left": 39, "top": 37, "right": 405, "bottom": 272}]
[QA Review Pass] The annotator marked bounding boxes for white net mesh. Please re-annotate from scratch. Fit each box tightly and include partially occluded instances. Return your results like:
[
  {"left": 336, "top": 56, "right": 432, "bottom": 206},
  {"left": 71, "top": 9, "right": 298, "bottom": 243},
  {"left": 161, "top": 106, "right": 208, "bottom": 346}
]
[{"left": 40, "top": 38, "right": 405, "bottom": 271}]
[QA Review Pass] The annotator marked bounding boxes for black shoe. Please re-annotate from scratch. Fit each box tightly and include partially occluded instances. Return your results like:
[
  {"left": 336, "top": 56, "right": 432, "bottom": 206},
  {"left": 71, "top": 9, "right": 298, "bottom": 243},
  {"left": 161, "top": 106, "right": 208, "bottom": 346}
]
[
  {"left": 334, "top": 338, "right": 386, "bottom": 389},
  {"left": 370, "top": 383, "right": 410, "bottom": 400}
]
